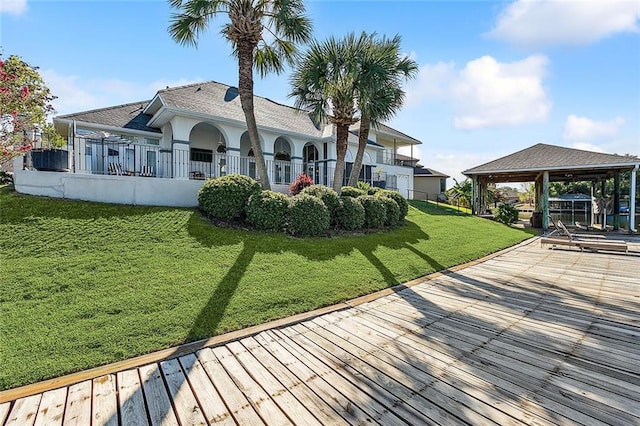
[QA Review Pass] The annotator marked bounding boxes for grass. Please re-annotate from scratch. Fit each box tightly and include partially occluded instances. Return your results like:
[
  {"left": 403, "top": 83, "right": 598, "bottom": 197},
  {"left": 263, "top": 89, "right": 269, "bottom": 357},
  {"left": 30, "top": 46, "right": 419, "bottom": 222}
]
[{"left": 0, "top": 186, "right": 533, "bottom": 390}]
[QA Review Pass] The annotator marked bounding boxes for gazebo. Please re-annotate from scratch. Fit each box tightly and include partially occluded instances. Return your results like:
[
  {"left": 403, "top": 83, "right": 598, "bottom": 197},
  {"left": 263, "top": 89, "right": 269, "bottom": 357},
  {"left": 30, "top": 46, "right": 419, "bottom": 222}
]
[{"left": 463, "top": 143, "right": 639, "bottom": 231}]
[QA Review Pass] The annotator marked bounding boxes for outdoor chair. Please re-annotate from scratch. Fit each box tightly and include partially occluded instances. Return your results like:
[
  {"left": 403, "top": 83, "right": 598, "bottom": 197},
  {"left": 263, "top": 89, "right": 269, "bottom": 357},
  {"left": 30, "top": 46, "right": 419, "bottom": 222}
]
[
  {"left": 108, "top": 163, "right": 124, "bottom": 176},
  {"left": 140, "top": 166, "right": 154, "bottom": 177},
  {"left": 541, "top": 220, "right": 628, "bottom": 254},
  {"left": 548, "top": 216, "right": 606, "bottom": 239}
]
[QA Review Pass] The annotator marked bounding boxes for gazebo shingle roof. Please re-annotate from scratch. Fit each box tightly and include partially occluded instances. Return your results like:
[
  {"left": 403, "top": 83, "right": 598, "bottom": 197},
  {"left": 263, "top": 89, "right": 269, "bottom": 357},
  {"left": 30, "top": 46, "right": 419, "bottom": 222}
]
[{"left": 464, "top": 143, "right": 639, "bottom": 175}]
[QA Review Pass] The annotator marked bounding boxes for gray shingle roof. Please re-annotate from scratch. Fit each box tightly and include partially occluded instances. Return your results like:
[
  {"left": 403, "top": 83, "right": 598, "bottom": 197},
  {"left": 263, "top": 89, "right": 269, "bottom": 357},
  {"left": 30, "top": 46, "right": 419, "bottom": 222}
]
[
  {"left": 157, "top": 81, "right": 324, "bottom": 137},
  {"left": 414, "top": 167, "right": 449, "bottom": 177},
  {"left": 464, "top": 143, "right": 639, "bottom": 175},
  {"left": 376, "top": 123, "right": 421, "bottom": 144},
  {"left": 56, "top": 102, "right": 160, "bottom": 133}
]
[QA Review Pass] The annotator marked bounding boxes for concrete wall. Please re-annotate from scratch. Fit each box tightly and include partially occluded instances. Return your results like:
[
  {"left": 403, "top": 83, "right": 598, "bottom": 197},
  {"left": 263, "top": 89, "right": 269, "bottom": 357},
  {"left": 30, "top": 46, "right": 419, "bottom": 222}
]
[
  {"left": 413, "top": 176, "right": 444, "bottom": 200},
  {"left": 14, "top": 165, "right": 205, "bottom": 207}
]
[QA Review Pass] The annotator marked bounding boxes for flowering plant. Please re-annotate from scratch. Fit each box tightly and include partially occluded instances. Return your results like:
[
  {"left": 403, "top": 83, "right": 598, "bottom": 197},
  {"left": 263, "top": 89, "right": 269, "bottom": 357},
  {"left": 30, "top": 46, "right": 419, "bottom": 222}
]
[{"left": 0, "top": 54, "right": 58, "bottom": 161}]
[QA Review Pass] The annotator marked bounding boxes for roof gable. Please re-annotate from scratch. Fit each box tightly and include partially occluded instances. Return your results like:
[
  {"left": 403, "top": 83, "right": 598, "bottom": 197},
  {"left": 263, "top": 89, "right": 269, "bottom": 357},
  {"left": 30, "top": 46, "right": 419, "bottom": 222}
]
[
  {"left": 464, "top": 143, "right": 639, "bottom": 175},
  {"left": 56, "top": 102, "right": 160, "bottom": 133}
]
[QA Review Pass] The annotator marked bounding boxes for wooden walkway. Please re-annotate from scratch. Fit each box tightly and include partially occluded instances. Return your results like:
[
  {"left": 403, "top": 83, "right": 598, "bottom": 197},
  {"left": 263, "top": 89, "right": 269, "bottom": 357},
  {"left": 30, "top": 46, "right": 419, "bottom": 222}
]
[{"left": 1, "top": 238, "right": 639, "bottom": 425}]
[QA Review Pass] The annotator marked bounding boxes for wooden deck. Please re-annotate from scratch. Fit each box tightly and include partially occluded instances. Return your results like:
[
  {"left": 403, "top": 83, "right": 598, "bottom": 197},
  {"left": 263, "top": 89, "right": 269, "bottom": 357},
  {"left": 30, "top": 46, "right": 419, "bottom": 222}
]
[{"left": 1, "top": 238, "right": 639, "bottom": 425}]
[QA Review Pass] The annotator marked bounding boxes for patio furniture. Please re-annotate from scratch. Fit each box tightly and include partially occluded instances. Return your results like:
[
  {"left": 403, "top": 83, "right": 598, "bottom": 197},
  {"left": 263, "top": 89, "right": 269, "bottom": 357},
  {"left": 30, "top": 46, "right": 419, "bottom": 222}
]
[
  {"left": 108, "top": 163, "right": 124, "bottom": 176},
  {"left": 548, "top": 217, "right": 606, "bottom": 239},
  {"left": 140, "top": 166, "right": 154, "bottom": 177},
  {"left": 541, "top": 220, "right": 628, "bottom": 253}
]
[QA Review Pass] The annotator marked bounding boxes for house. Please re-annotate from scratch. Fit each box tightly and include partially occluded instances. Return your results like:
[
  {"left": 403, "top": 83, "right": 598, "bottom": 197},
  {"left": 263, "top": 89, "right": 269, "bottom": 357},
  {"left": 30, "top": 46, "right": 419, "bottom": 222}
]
[
  {"left": 14, "top": 81, "right": 421, "bottom": 206},
  {"left": 412, "top": 166, "right": 449, "bottom": 201}
]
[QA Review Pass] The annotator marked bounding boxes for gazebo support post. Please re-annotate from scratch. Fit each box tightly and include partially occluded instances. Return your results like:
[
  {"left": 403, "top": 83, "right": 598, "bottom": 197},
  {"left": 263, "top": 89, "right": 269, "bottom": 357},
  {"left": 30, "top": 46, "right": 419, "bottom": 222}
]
[
  {"left": 630, "top": 166, "right": 638, "bottom": 233},
  {"left": 590, "top": 181, "right": 596, "bottom": 227},
  {"left": 471, "top": 176, "right": 477, "bottom": 215},
  {"left": 542, "top": 171, "right": 549, "bottom": 230},
  {"left": 601, "top": 179, "right": 607, "bottom": 229},
  {"left": 613, "top": 173, "right": 620, "bottom": 230}
]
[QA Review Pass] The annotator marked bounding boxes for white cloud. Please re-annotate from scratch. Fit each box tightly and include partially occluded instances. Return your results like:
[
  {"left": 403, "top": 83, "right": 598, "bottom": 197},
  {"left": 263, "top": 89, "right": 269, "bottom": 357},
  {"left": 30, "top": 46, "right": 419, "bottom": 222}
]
[
  {"left": 406, "top": 55, "right": 551, "bottom": 129},
  {"left": 570, "top": 142, "right": 606, "bottom": 153},
  {"left": 42, "top": 70, "right": 202, "bottom": 116},
  {"left": 487, "top": 0, "right": 640, "bottom": 47},
  {"left": 563, "top": 115, "right": 625, "bottom": 141},
  {"left": 0, "top": 0, "right": 27, "bottom": 15}
]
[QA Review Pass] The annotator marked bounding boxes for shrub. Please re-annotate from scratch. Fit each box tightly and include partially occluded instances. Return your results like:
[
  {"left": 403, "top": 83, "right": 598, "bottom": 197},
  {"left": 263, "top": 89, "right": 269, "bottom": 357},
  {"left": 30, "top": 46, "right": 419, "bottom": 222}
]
[
  {"left": 335, "top": 196, "right": 365, "bottom": 231},
  {"left": 356, "top": 181, "right": 371, "bottom": 192},
  {"left": 377, "top": 196, "right": 401, "bottom": 227},
  {"left": 287, "top": 194, "right": 330, "bottom": 236},
  {"left": 246, "top": 190, "right": 289, "bottom": 232},
  {"left": 378, "top": 190, "right": 409, "bottom": 219},
  {"left": 341, "top": 186, "right": 366, "bottom": 198},
  {"left": 198, "top": 173, "right": 260, "bottom": 220},
  {"left": 493, "top": 204, "right": 519, "bottom": 225},
  {"left": 0, "top": 171, "right": 13, "bottom": 185},
  {"left": 358, "top": 195, "right": 387, "bottom": 228},
  {"left": 289, "top": 173, "right": 313, "bottom": 195},
  {"left": 367, "top": 186, "right": 382, "bottom": 195},
  {"left": 301, "top": 185, "right": 340, "bottom": 224}
]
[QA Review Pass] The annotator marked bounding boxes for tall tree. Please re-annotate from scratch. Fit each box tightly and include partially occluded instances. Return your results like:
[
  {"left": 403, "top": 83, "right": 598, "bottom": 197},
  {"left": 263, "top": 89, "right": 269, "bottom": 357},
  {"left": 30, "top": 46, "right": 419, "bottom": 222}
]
[
  {"left": 347, "top": 34, "right": 417, "bottom": 187},
  {"left": 169, "top": 0, "right": 312, "bottom": 190},
  {"left": 290, "top": 33, "right": 368, "bottom": 193}
]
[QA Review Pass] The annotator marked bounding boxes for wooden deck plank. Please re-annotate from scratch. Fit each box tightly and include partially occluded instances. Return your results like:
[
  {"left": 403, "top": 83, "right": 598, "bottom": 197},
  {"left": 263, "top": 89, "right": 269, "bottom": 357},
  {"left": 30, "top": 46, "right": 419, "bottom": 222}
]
[
  {"left": 92, "top": 375, "right": 118, "bottom": 426},
  {"left": 33, "top": 388, "right": 66, "bottom": 426},
  {"left": 159, "top": 359, "right": 207, "bottom": 426},
  {"left": 226, "top": 340, "right": 322, "bottom": 426},
  {"left": 178, "top": 353, "right": 234, "bottom": 425},
  {"left": 116, "top": 369, "right": 149, "bottom": 426},
  {"left": 138, "top": 364, "right": 178, "bottom": 426},
  {"left": 0, "top": 403, "right": 11, "bottom": 425},
  {"left": 197, "top": 348, "right": 265, "bottom": 425},
  {"left": 4, "top": 394, "right": 41, "bottom": 426},
  {"left": 62, "top": 381, "right": 92, "bottom": 426}
]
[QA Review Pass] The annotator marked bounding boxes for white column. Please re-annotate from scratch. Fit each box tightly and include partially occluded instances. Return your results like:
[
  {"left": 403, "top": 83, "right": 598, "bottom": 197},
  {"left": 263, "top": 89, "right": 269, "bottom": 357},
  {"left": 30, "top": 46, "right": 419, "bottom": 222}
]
[{"left": 630, "top": 165, "right": 638, "bottom": 232}]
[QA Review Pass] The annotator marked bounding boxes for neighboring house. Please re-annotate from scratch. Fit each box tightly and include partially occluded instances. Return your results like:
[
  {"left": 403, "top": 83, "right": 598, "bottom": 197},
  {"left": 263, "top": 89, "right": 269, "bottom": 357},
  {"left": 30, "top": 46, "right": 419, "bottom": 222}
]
[
  {"left": 412, "top": 166, "right": 449, "bottom": 201},
  {"left": 42, "top": 81, "right": 419, "bottom": 202}
]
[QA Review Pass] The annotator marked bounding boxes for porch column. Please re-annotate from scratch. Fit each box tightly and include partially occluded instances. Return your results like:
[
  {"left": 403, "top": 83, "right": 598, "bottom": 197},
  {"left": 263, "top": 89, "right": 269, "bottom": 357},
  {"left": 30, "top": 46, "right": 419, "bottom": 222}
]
[
  {"left": 471, "top": 176, "right": 477, "bottom": 215},
  {"left": 630, "top": 166, "right": 638, "bottom": 232},
  {"left": 542, "top": 171, "right": 549, "bottom": 230},
  {"left": 590, "top": 181, "right": 596, "bottom": 227},
  {"left": 601, "top": 179, "right": 607, "bottom": 228},
  {"left": 613, "top": 172, "right": 621, "bottom": 230},
  {"left": 172, "top": 140, "right": 189, "bottom": 180}
]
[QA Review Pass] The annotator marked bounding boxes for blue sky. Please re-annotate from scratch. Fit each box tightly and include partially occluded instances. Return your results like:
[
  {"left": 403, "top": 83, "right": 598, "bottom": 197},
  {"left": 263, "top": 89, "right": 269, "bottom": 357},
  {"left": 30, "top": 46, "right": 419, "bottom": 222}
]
[{"left": 2, "top": 0, "right": 639, "bottom": 184}]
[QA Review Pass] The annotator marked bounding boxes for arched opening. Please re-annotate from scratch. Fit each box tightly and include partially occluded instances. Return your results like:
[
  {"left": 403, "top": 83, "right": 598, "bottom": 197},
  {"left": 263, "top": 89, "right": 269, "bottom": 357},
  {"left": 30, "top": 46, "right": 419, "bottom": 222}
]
[
  {"left": 303, "top": 142, "right": 320, "bottom": 184},
  {"left": 188, "top": 122, "right": 226, "bottom": 179},
  {"left": 274, "top": 137, "right": 292, "bottom": 184}
]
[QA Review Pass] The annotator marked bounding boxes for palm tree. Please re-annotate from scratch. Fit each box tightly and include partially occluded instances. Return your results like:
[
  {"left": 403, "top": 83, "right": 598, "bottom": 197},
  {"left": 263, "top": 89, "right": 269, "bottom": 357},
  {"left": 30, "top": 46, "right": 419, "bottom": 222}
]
[
  {"left": 168, "top": 0, "right": 312, "bottom": 190},
  {"left": 347, "top": 34, "right": 417, "bottom": 188},
  {"left": 290, "top": 33, "right": 370, "bottom": 193}
]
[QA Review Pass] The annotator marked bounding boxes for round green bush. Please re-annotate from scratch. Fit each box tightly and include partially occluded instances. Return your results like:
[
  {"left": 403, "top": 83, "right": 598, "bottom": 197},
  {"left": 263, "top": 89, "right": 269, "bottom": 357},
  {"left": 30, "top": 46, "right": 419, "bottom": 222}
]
[
  {"left": 357, "top": 195, "right": 387, "bottom": 228},
  {"left": 377, "top": 196, "right": 401, "bottom": 227},
  {"left": 287, "top": 194, "right": 330, "bottom": 236},
  {"left": 198, "top": 174, "right": 260, "bottom": 220},
  {"left": 367, "top": 186, "right": 382, "bottom": 195},
  {"left": 336, "top": 196, "right": 365, "bottom": 230},
  {"left": 341, "top": 186, "right": 367, "bottom": 198},
  {"left": 301, "top": 185, "right": 340, "bottom": 224},
  {"left": 246, "top": 190, "right": 289, "bottom": 232},
  {"left": 378, "top": 190, "right": 409, "bottom": 219}
]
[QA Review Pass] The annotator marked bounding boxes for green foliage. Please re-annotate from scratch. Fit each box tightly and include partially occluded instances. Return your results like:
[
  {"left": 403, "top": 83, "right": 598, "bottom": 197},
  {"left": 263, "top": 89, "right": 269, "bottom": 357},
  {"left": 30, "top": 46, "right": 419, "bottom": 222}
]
[
  {"left": 1, "top": 54, "right": 58, "bottom": 159},
  {"left": 377, "top": 196, "right": 401, "bottom": 227},
  {"left": 287, "top": 194, "right": 330, "bottom": 236},
  {"left": 358, "top": 195, "right": 387, "bottom": 228},
  {"left": 335, "top": 196, "right": 365, "bottom": 230},
  {"left": 341, "top": 186, "right": 367, "bottom": 198},
  {"left": 301, "top": 184, "right": 340, "bottom": 224},
  {"left": 0, "top": 171, "right": 13, "bottom": 184},
  {"left": 289, "top": 173, "right": 314, "bottom": 195},
  {"left": 378, "top": 190, "right": 408, "bottom": 219},
  {"left": 493, "top": 204, "right": 519, "bottom": 225},
  {"left": 198, "top": 174, "right": 260, "bottom": 220},
  {"left": 447, "top": 178, "right": 472, "bottom": 209},
  {"left": 246, "top": 190, "right": 289, "bottom": 232}
]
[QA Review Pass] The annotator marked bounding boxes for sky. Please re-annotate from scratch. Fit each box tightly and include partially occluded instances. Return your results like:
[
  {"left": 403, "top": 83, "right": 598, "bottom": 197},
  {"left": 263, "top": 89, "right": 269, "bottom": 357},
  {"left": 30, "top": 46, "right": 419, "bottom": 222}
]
[{"left": 1, "top": 0, "right": 639, "bottom": 185}]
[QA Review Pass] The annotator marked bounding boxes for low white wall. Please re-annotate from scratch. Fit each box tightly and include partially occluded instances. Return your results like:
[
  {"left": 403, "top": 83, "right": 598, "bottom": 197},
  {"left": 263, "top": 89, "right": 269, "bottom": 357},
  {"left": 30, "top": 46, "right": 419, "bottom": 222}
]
[{"left": 14, "top": 168, "right": 206, "bottom": 207}]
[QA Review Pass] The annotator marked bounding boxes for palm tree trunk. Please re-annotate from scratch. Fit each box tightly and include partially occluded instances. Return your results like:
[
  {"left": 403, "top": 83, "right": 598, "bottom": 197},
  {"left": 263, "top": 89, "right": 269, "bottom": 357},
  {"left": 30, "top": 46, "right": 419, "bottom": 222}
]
[
  {"left": 332, "top": 123, "right": 349, "bottom": 194},
  {"left": 238, "top": 42, "right": 271, "bottom": 190},
  {"left": 347, "top": 116, "right": 370, "bottom": 187}
]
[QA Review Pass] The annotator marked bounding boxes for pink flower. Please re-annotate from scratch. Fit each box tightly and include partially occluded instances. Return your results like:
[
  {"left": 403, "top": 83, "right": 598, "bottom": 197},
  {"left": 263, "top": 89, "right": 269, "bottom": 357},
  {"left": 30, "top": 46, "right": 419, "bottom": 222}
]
[
  {"left": 21, "top": 86, "right": 29, "bottom": 98},
  {"left": 11, "top": 110, "right": 18, "bottom": 117}
]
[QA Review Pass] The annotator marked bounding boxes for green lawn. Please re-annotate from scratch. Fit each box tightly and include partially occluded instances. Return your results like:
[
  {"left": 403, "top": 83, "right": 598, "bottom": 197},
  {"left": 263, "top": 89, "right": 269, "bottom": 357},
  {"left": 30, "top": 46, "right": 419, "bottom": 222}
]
[{"left": 0, "top": 186, "right": 532, "bottom": 390}]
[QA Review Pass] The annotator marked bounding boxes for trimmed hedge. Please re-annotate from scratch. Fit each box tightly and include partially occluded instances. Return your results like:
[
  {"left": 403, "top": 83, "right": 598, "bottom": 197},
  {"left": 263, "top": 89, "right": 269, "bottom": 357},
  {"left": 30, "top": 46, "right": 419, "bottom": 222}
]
[
  {"left": 378, "top": 190, "right": 409, "bottom": 219},
  {"left": 336, "top": 196, "right": 365, "bottom": 231},
  {"left": 287, "top": 194, "right": 330, "bottom": 236},
  {"left": 198, "top": 174, "right": 261, "bottom": 220},
  {"left": 358, "top": 195, "right": 387, "bottom": 228},
  {"left": 301, "top": 185, "right": 340, "bottom": 224},
  {"left": 341, "top": 186, "right": 367, "bottom": 198},
  {"left": 246, "top": 190, "right": 289, "bottom": 232},
  {"left": 377, "top": 196, "right": 401, "bottom": 227}
]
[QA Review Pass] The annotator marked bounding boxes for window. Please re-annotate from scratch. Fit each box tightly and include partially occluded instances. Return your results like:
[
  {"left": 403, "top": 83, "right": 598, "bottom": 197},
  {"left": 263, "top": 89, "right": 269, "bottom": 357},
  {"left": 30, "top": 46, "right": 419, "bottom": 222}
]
[
  {"left": 440, "top": 178, "right": 447, "bottom": 193},
  {"left": 144, "top": 138, "right": 160, "bottom": 146},
  {"left": 190, "top": 148, "right": 213, "bottom": 163}
]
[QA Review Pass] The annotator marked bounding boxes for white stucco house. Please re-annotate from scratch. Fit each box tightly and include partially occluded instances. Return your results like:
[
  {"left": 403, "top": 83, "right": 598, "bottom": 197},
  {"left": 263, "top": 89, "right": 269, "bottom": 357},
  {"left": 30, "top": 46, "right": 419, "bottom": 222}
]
[{"left": 14, "top": 81, "right": 421, "bottom": 206}]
